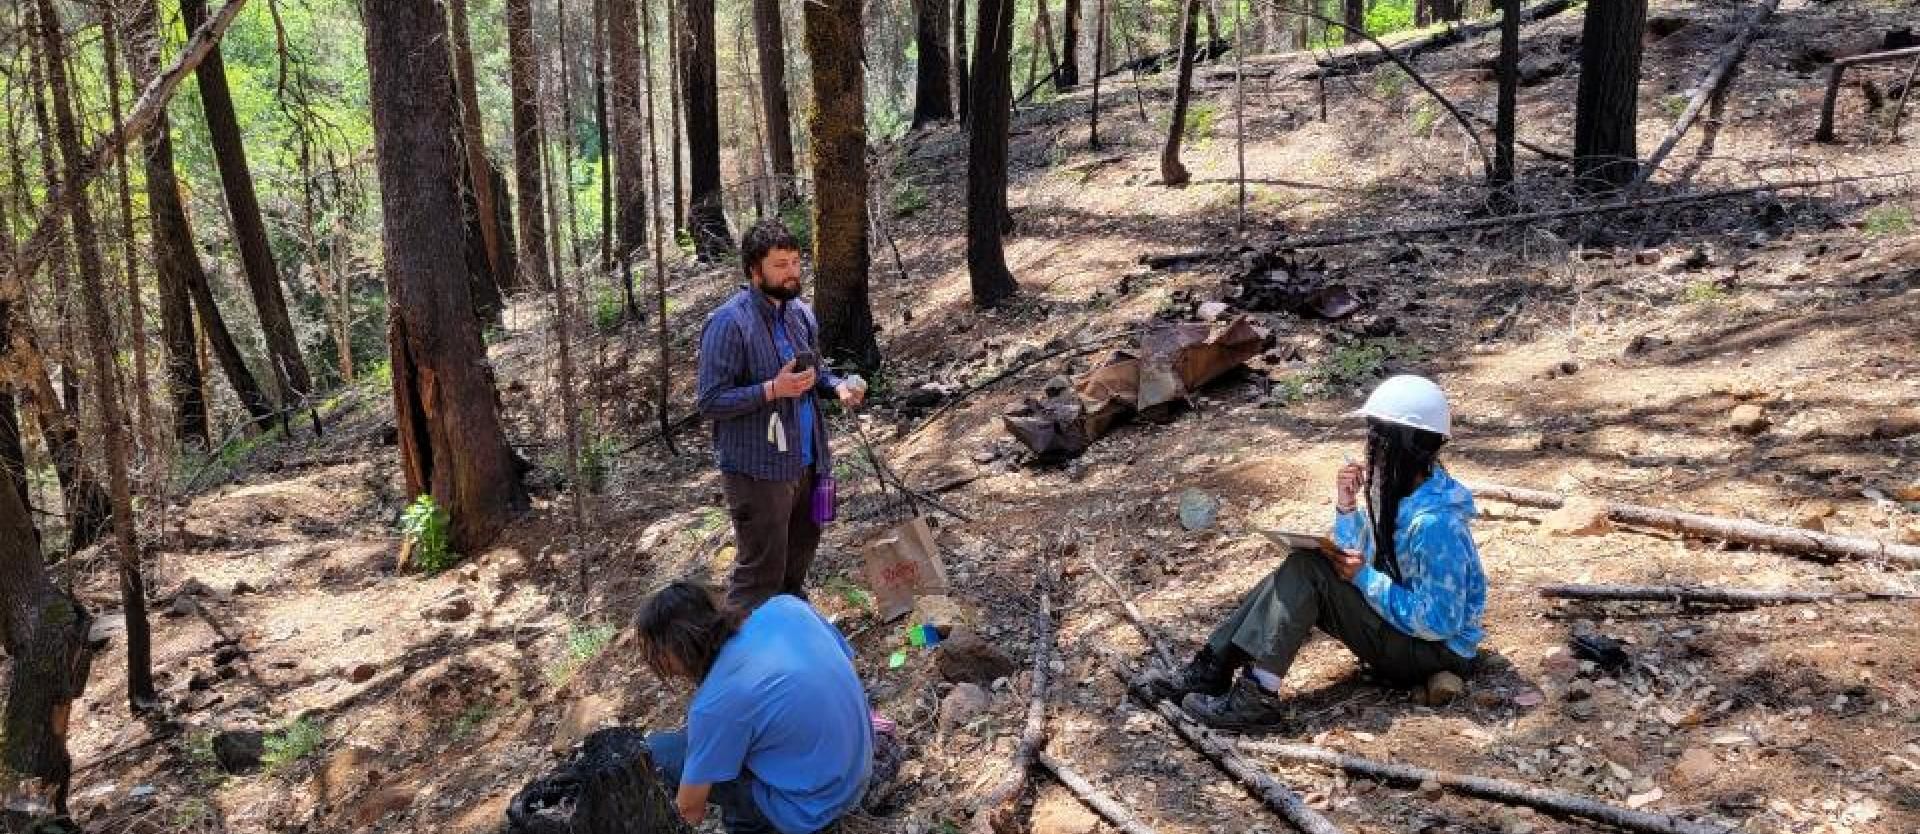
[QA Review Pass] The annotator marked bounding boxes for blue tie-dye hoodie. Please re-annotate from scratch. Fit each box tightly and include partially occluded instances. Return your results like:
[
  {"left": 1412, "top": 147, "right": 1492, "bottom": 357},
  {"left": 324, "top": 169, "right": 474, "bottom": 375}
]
[{"left": 1332, "top": 468, "right": 1485, "bottom": 658}]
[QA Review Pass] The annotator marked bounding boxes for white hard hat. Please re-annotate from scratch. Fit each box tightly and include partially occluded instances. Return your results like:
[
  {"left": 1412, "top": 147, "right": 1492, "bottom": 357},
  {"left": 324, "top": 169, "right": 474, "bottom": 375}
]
[{"left": 1356, "top": 375, "right": 1451, "bottom": 437}]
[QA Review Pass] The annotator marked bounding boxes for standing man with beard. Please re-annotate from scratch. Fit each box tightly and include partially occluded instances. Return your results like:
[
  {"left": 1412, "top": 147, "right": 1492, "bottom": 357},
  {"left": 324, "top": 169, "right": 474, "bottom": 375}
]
[{"left": 697, "top": 220, "right": 866, "bottom": 611}]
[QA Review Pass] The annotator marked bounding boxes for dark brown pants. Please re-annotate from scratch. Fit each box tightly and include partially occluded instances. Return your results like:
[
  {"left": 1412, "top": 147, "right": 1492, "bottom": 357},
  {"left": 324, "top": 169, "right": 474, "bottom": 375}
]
[
  {"left": 1207, "top": 550, "right": 1471, "bottom": 687},
  {"left": 721, "top": 471, "right": 821, "bottom": 611}
]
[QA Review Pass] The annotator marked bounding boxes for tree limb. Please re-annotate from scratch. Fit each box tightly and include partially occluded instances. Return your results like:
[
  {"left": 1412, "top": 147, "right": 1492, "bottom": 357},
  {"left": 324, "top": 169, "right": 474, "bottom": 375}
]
[
  {"left": 1632, "top": 0, "right": 1781, "bottom": 187},
  {"left": 1539, "top": 583, "right": 1919, "bottom": 606}
]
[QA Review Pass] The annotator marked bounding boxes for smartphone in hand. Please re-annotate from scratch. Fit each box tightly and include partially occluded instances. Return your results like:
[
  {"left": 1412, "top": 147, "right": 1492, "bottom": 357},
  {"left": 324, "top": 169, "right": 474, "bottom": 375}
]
[{"left": 792, "top": 350, "right": 818, "bottom": 373}]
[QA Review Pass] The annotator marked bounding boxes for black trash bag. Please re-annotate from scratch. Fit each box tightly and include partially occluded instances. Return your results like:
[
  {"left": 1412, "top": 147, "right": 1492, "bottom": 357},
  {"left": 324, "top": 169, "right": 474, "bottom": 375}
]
[{"left": 507, "top": 728, "right": 690, "bottom": 834}]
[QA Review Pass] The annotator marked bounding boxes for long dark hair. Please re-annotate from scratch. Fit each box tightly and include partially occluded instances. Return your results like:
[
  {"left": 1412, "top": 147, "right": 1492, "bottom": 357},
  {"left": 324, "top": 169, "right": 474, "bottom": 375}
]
[
  {"left": 1363, "top": 417, "right": 1447, "bottom": 582},
  {"left": 633, "top": 582, "right": 745, "bottom": 682}
]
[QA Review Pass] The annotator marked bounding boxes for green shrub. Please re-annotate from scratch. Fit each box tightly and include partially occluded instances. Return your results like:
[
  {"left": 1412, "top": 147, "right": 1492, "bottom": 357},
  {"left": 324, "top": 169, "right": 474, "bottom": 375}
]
[
  {"left": 262, "top": 717, "right": 325, "bottom": 772},
  {"left": 892, "top": 182, "right": 930, "bottom": 217},
  {"left": 401, "top": 494, "right": 455, "bottom": 574},
  {"left": 1371, "top": 66, "right": 1409, "bottom": 100},
  {"left": 1364, "top": 0, "right": 1415, "bottom": 35},
  {"left": 451, "top": 703, "right": 495, "bottom": 739},
  {"left": 1409, "top": 104, "right": 1440, "bottom": 135},
  {"left": 1184, "top": 102, "right": 1219, "bottom": 145},
  {"left": 1681, "top": 280, "right": 1729, "bottom": 304},
  {"left": 779, "top": 200, "right": 814, "bottom": 250},
  {"left": 592, "top": 288, "right": 627, "bottom": 333},
  {"left": 1270, "top": 375, "right": 1308, "bottom": 406},
  {"left": 578, "top": 433, "right": 620, "bottom": 493},
  {"left": 1864, "top": 204, "right": 1913, "bottom": 236},
  {"left": 547, "top": 622, "right": 620, "bottom": 685}
]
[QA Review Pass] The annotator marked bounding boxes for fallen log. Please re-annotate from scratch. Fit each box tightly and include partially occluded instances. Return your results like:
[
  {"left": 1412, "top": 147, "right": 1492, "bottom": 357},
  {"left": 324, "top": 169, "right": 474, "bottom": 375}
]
[
  {"left": 1138, "top": 172, "right": 1914, "bottom": 261},
  {"left": 1469, "top": 482, "right": 1920, "bottom": 568},
  {"left": 1539, "top": 583, "right": 1920, "bottom": 606},
  {"left": 1099, "top": 38, "right": 1232, "bottom": 82},
  {"left": 1302, "top": 0, "right": 1576, "bottom": 80},
  {"left": 1237, "top": 742, "right": 1736, "bottom": 834},
  {"left": 1036, "top": 749, "right": 1164, "bottom": 834},
  {"left": 1634, "top": 0, "right": 1782, "bottom": 186},
  {"left": 967, "top": 550, "right": 1057, "bottom": 834},
  {"left": 1816, "top": 45, "right": 1920, "bottom": 142},
  {"left": 1095, "top": 650, "right": 1346, "bottom": 834}
]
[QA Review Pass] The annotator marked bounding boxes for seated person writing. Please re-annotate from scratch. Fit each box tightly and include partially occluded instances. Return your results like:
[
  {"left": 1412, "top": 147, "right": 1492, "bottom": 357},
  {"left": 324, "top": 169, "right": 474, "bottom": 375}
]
[
  {"left": 636, "top": 583, "right": 872, "bottom": 833},
  {"left": 1141, "top": 375, "right": 1486, "bottom": 730}
]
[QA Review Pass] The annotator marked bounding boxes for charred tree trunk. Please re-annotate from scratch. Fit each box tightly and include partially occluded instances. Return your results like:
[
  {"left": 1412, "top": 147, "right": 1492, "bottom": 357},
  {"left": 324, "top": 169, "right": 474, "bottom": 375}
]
[
  {"left": 181, "top": 0, "right": 313, "bottom": 410},
  {"left": 1088, "top": 0, "right": 1106, "bottom": 145},
  {"left": 954, "top": 0, "right": 971, "bottom": 122},
  {"left": 754, "top": 0, "right": 801, "bottom": 204},
  {"left": 0, "top": 472, "right": 92, "bottom": 824},
  {"left": 507, "top": 0, "right": 554, "bottom": 293},
  {"left": 668, "top": 0, "right": 688, "bottom": 229},
  {"left": 1343, "top": 0, "right": 1364, "bottom": 44},
  {"left": 448, "top": 0, "right": 512, "bottom": 293},
  {"left": 459, "top": 154, "right": 508, "bottom": 326},
  {"left": 1059, "top": 0, "right": 1082, "bottom": 87},
  {"left": 965, "top": 0, "right": 1020, "bottom": 306},
  {"left": 363, "top": 0, "right": 531, "bottom": 554},
  {"left": 681, "top": 0, "right": 734, "bottom": 258},
  {"left": 36, "top": 0, "right": 156, "bottom": 712},
  {"left": 805, "top": 0, "right": 882, "bottom": 371},
  {"left": 1492, "top": 0, "right": 1520, "bottom": 188},
  {"left": 1573, "top": 0, "right": 1646, "bottom": 188},
  {"left": 1159, "top": 0, "right": 1201, "bottom": 186},
  {"left": 608, "top": 0, "right": 650, "bottom": 317},
  {"left": 593, "top": 0, "right": 615, "bottom": 273},
  {"left": 912, "top": 0, "right": 956, "bottom": 127},
  {"left": 101, "top": 12, "right": 156, "bottom": 462},
  {"left": 642, "top": 0, "right": 682, "bottom": 456}
]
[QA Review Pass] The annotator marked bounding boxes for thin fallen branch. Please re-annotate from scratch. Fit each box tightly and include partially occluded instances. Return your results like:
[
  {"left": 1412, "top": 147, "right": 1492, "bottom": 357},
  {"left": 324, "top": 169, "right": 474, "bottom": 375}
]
[
  {"left": 1633, "top": 0, "right": 1781, "bottom": 186},
  {"left": 1238, "top": 742, "right": 1735, "bottom": 834},
  {"left": 1300, "top": 0, "right": 1576, "bottom": 80},
  {"left": 1539, "top": 583, "right": 1919, "bottom": 606},
  {"left": 1139, "top": 172, "right": 1913, "bottom": 259},
  {"left": 1, "top": 0, "right": 251, "bottom": 292},
  {"left": 1037, "top": 749, "right": 1165, "bottom": 834},
  {"left": 1884, "top": 51, "right": 1920, "bottom": 142},
  {"left": 968, "top": 548, "right": 1056, "bottom": 834},
  {"left": 1083, "top": 545, "right": 1177, "bottom": 669},
  {"left": 1816, "top": 45, "right": 1920, "bottom": 142},
  {"left": 1094, "top": 649, "right": 1346, "bottom": 834},
  {"left": 1470, "top": 482, "right": 1920, "bottom": 568}
]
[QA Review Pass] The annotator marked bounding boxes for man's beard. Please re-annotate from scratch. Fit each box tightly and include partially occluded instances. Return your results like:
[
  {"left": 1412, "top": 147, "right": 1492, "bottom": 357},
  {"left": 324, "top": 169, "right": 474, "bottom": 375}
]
[{"left": 759, "top": 279, "right": 802, "bottom": 301}]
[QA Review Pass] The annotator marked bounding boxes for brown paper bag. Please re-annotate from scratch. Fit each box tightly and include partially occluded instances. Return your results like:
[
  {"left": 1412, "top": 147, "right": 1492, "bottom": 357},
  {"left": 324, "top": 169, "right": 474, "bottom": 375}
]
[{"left": 861, "top": 516, "right": 948, "bottom": 620}]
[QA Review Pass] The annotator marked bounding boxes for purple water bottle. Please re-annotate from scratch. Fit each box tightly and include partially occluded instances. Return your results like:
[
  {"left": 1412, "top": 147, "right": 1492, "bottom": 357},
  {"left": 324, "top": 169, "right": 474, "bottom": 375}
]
[{"left": 810, "top": 474, "right": 837, "bottom": 525}]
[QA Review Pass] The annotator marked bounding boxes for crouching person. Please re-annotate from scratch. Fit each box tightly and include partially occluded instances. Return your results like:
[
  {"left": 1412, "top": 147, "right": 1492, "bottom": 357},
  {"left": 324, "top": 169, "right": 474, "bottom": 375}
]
[
  {"left": 1142, "top": 375, "right": 1487, "bottom": 730},
  {"left": 636, "top": 583, "right": 872, "bottom": 833}
]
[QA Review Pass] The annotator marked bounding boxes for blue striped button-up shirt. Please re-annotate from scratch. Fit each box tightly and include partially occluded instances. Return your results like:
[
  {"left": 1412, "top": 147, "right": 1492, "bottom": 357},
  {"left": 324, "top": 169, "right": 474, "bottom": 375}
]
[{"left": 695, "top": 286, "right": 844, "bottom": 482}]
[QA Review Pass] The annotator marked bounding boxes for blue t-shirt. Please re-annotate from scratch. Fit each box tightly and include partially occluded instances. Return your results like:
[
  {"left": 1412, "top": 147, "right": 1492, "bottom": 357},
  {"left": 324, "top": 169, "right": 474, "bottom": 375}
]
[
  {"left": 769, "top": 309, "right": 815, "bottom": 467},
  {"left": 683, "top": 596, "right": 871, "bottom": 834}
]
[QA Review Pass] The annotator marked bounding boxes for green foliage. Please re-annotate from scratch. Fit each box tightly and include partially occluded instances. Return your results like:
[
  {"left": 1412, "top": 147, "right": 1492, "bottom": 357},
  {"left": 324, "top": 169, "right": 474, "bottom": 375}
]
[
  {"left": 1864, "top": 204, "right": 1913, "bottom": 236},
  {"left": 1681, "top": 280, "right": 1729, "bottom": 304},
  {"left": 173, "top": 797, "right": 217, "bottom": 830},
  {"left": 593, "top": 287, "right": 628, "bottom": 333},
  {"left": 693, "top": 506, "right": 730, "bottom": 538},
  {"left": 547, "top": 622, "right": 619, "bottom": 685},
  {"left": 401, "top": 495, "right": 455, "bottom": 574},
  {"left": 578, "top": 433, "right": 620, "bottom": 493},
  {"left": 1372, "top": 66, "right": 1410, "bottom": 100},
  {"left": 827, "top": 575, "right": 875, "bottom": 612},
  {"left": 893, "top": 182, "right": 930, "bottom": 217},
  {"left": 450, "top": 703, "right": 496, "bottom": 740},
  {"left": 1184, "top": 102, "right": 1219, "bottom": 146},
  {"left": 1409, "top": 103, "right": 1440, "bottom": 135},
  {"left": 675, "top": 228, "right": 698, "bottom": 259},
  {"left": 1270, "top": 375, "right": 1309, "bottom": 406},
  {"left": 780, "top": 200, "right": 815, "bottom": 251},
  {"left": 1314, "top": 339, "right": 1421, "bottom": 389},
  {"left": 1660, "top": 94, "right": 1690, "bottom": 120},
  {"left": 186, "top": 730, "right": 218, "bottom": 767},
  {"left": 262, "top": 717, "right": 325, "bottom": 773},
  {"left": 1365, "top": 0, "right": 1416, "bottom": 35}
]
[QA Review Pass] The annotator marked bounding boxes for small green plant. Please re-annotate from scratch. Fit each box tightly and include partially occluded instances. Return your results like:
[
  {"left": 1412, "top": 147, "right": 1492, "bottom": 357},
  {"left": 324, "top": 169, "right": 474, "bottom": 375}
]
[
  {"left": 578, "top": 433, "right": 620, "bottom": 493},
  {"left": 173, "top": 797, "right": 216, "bottom": 830},
  {"left": 675, "top": 228, "right": 697, "bottom": 258},
  {"left": 826, "top": 575, "right": 874, "bottom": 612},
  {"left": 1312, "top": 340, "right": 1419, "bottom": 389},
  {"left": 1183, "top": 102, "right": 1219, "bottom": 145},
  {"left": 401, "top": 494, "right": 455, "bottom": 574},
  {"left": 548, "top": 622, "right": 620, "bottom": 685},
  {"left": 1409, "top": 103, "right": 1440, "bottom": 135},
  {"left": 367, "top": 358, "right": 394, "bottom": 389},
  {"left": 693, "top": 506, "right": 729, "bottom": 537},
  {"left": 1864, "top": 204, "right": 1913, "bottom": 236},
  {"left": 592, "top": 288, "right": 628, "bottom": 332},
  {"left": 779, "top": 200, "right": 814, "bottom": 250},
  {"left": 1270, "top": 375, "right": 1309, "bottom": 406},
  {"left": 450, "top": 703, "right": 496, "bottom": 739},
  {"left": 186, "top": 730, "right": 218, "bottom": 767},
  {"left": 1371, "top": 66, "right": 1409, "bottom": 100},
  {"left": 1660, "top": 94, "right": 1689, "bottom": 119},
  {"left": 892, "top": 181, "right": 930, "bottom": 217},
  {"left": 261, "top": 717, "right": 325, "bottom": 772},
  {"left": 1681, "top": 280, "right": 1729, "bottom": 304}
]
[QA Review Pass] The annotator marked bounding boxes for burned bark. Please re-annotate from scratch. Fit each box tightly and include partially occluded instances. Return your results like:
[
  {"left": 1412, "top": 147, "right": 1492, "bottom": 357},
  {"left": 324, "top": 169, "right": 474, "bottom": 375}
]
[
  {"left": 363, "top": 0, "right": 531, "bottom": 553},
  {"left": 1159, "top": 0, "right": 1201, "bottom": 186},
  {"left": 507, "top": 0, "right": 554, "bottom": 292},
  {"left": 1572, "top": 0, "right": 1647, "bottom": 188},
  {"left": 912, "top": 0, "right": 956, "bottom": 127},
  {"left": 965, "top": 0, "right": 1020, "bottom": 306},
  {"left": 804, "top": 0, "right": 882, "bottom": 370},
  {"left": 0, "top": 470, "right": 92, "bottom": 823},
  {"left": 753, "top": 0, "right": 801, "bottom": 204},
  {"left": 681, "top": 0, "right": 734, "bottom": 257}
]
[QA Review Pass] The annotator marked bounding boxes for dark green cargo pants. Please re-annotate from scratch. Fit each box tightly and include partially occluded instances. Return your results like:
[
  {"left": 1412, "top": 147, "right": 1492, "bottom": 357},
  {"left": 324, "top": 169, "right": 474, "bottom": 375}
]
[{"left": 1205, "top": 549, "right": 1471, "bottom": 687}]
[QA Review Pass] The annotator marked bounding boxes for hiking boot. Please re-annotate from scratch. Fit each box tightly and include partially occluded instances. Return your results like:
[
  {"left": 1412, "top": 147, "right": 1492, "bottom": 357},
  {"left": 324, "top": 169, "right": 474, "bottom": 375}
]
[
  {"left": 1136, "top": 647, "right": 1237, "bottom": 704},
  {"left": 1181, "top": 674, "right": 1291, "bottom": 731}
]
